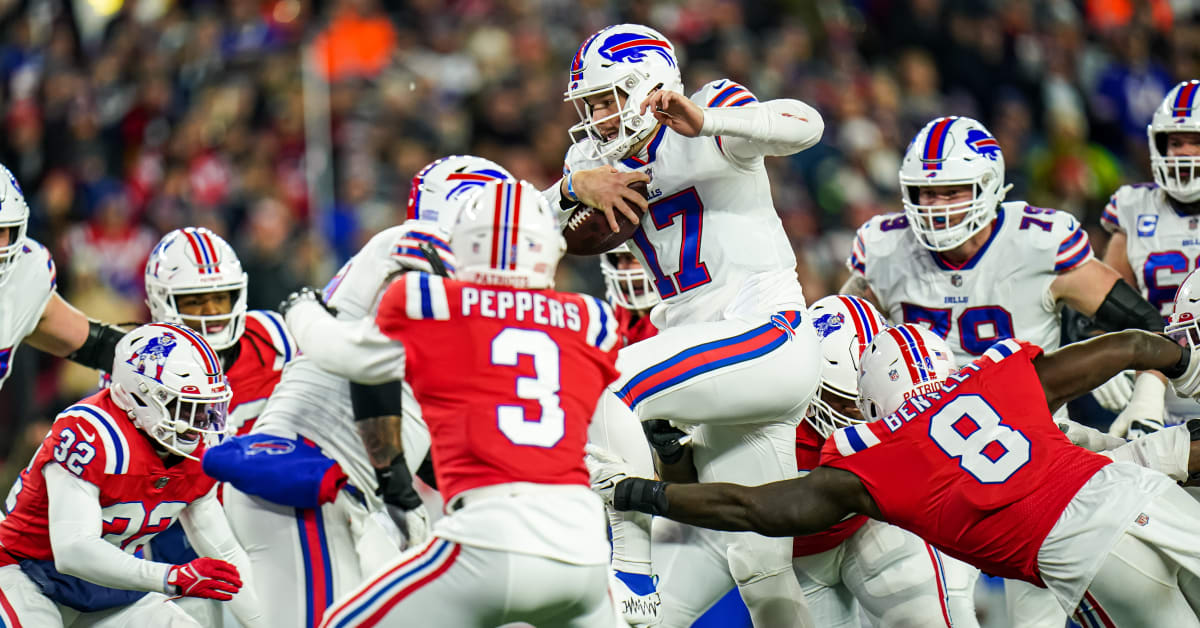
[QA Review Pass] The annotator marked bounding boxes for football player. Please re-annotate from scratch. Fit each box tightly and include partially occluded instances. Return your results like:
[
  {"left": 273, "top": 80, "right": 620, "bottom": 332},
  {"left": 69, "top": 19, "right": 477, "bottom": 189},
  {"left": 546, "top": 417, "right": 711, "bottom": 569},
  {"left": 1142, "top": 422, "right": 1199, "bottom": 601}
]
[
  {"left": 0, "top": 323, "right": 263, "bottom": 627},
  {"left": 208, "top": 155, "right": 510, "bottom": 628},
  {"left": 842, "top": 115, "right": 1162, "bottom": 627},
  {"left": 1102, "top": 80, "right": 1200, "bottom": 432},
  {"left": 545, "top": 23, "right": 825, "bottom": 628},
  {"left": 0, "top": 162, "right": 125, "bottom": 390},
  {"left": 602, "top": 243, "right": 660, "bottom": 346},
  {"left": 303, "top": 180, "right": 620, "bottom": 627},
  {"left": 594, "top": 324, "right": 1200, "bottom": 627}
]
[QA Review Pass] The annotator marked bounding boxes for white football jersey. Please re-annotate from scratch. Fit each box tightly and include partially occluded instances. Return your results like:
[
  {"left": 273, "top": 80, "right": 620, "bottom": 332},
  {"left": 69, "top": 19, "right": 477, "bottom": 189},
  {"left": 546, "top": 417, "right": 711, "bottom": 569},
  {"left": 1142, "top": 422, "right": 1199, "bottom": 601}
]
[
  {"left": 849, "top": 201, "right": 1093, "bottom": 365},
  {"left": 0, "top": 239, "right": 56, "bottom": 389},
  {"left": 554, "top": 80, "right": 806, "bottom": 329},
  {"left": 1101, "top": 182, "right": 1200, "bottom": 420},
  {"left": 253, "top": 226, "right": 430, "bottom": 507}
]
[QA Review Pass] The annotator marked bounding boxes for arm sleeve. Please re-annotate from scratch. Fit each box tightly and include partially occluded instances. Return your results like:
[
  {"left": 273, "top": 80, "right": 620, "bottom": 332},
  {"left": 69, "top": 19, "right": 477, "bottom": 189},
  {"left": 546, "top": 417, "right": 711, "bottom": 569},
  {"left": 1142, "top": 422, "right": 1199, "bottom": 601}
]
[
  {"left": 285, "top": 299, "right": 407, "bottom": 384},
  {"left": 180, "top": 489, "right": 265, "bottom": 627},
  {"left": 699, "top": 99, "right": 824, "bottom": 163},
  {"left": 45, "top": 463, "right": 170, "bottom": 592}
]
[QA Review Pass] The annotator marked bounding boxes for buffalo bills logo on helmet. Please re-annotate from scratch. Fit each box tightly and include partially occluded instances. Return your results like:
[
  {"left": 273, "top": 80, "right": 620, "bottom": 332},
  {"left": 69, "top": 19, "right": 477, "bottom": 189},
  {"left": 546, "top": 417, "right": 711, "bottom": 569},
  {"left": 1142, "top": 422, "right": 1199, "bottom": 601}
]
[
  {"left": 445, "top": 169, "right": 509, "bottom": 202},
  {"left": 247, "top": 439, "right": 296, "bottom": 456},
  {"left": 965, "top": 129, "right": 1001, "bottom": 161},
  {"left": 127, "top": 332, "right": 178, "bottom": 382},
  {"left": 814, "top": 312, "right": 845, "bottom": 338},
  {"left": 597, "top": 32, "right": 676, "bottom": 68}
]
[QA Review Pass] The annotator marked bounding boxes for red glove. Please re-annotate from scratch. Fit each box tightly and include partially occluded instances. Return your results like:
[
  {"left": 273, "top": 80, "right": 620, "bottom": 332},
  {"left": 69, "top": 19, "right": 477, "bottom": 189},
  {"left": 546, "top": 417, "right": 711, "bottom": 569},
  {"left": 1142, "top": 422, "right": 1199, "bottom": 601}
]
[{"left": 166, "top": 558, "right": 243, "bottom": 600}]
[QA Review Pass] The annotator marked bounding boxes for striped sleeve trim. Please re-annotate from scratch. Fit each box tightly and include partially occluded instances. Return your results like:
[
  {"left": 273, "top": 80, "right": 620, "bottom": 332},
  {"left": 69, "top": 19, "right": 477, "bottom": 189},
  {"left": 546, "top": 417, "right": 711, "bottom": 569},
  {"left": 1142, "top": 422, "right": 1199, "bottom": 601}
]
[
  {"left": 583, "top": 295, "right": 619, "bottom": 352},
  {"left": 248, "top": 310, "right": 295, "bottom": 368},
  {"left": 848, "top": 233, "right": 867, "bottom": 274},
  {"left": 707, "top": 82, "right": 758, "bottom": 108},
  {"left": 982, "top": 339, "right": 1022, "bottom": 364},
  {"left": 833, "top": 424, "right": 881, "bottom": 457},
  {"left": 404, "top": 273, "right": 451, "bottom": 321},
  {"left": 1100, "top": 195, "right": 1120, "bottom": 232},
  {"left": 1054, "top": 227, "right": 1093, "bottom": 272}
]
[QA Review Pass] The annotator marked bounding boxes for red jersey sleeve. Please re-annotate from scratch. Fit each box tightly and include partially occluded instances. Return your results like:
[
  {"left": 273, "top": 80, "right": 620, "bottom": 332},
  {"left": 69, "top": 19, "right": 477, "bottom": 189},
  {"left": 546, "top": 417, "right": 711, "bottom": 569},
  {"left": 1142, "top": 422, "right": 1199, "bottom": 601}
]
[{"left": 46, "top": 406, "right": 133, "bottom": 485}]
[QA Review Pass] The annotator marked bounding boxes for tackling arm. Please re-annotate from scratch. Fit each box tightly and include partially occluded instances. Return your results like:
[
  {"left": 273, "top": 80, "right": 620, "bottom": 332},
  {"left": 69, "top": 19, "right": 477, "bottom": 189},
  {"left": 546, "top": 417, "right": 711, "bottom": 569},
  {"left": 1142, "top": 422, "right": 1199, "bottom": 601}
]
[
  {"left": 283, "top": 295, "right": 406, "bottom": 385},
  {"left": 25, "top": 294, "right": 126, "bottom": 368},
  {"left": 44, "top": 464, "right": 171, "bottom": 591},
  {"left": 614, "top": 467, "right": 876, "bottom": 537},
  {"left": 180, "top": 489, "right": 265, "bottom": 627},
  {"left": 1035, "top": 330, "right": 1187, "bottom": 411}
]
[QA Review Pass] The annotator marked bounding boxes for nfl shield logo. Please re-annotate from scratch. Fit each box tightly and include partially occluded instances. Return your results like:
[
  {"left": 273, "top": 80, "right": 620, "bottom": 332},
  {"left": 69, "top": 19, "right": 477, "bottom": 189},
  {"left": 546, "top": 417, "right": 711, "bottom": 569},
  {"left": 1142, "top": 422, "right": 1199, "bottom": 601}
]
[
  {"left": 1191, "top": 218, "right": 1198, "bottom": 230},
  {"left": 889, "top": 369, "right": 900, "bottom": 381},
  {"left": 1135, "top": 512, "right": 1149, "bottom": 526},
  {"left": 951, "top": 274, "right": 963, "bottom": 287}
]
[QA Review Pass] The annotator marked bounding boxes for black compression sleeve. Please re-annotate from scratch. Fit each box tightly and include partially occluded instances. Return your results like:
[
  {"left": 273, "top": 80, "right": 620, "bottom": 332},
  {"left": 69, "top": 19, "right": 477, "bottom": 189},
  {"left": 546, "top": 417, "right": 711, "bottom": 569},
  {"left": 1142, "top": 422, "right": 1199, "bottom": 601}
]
[
  {"left": 416, "top": 453, "right": 437, "bottom": 490},
  {"left": 67, "top": 321, "right": 125, "bottom": 371},
  {"left": 350, "top": 381, "right": 405, "bottom": 421},
  {"left": 613, "top": 478, "right": 670, "bottom": 516},
  {"left": 1092, "top": 280, "right": 1164, "bottom": 332}
]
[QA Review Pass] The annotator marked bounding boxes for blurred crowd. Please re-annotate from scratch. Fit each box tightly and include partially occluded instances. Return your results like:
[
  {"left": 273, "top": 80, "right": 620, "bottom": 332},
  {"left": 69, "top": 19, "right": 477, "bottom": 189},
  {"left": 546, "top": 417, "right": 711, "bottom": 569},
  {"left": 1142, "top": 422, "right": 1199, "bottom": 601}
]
[{"left": 3, "top": 0, "right": 1199, "bottom": 445}]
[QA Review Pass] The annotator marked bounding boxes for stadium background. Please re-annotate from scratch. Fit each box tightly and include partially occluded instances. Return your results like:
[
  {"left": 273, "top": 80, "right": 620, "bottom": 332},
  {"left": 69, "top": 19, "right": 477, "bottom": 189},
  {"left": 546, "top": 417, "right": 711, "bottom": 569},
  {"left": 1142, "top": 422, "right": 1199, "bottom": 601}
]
[{"left": 0, "top": 0, "right": 1193, "bottom": 537}]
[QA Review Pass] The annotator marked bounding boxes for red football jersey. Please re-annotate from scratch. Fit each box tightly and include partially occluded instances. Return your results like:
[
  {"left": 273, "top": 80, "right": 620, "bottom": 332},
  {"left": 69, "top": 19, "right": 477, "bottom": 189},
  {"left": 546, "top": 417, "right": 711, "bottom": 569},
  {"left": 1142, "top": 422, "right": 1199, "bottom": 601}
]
[
  {"left": 225, "top": 310, "right": 295, "bottom": 434},
  {"left": 793, "top": 421, "right": 866, "bottom": 556},
  {"left": 374, "top": 273, "right": 621, "bottom": 502},
  {"left": 819, "top": 339, "right": 1111, "bottom": 584},
  {"left": 614, "top": 305, "right": 659, "bottom": 347},
  {"left": 0, "top": 390, "right": 216, "bottom": 565}
]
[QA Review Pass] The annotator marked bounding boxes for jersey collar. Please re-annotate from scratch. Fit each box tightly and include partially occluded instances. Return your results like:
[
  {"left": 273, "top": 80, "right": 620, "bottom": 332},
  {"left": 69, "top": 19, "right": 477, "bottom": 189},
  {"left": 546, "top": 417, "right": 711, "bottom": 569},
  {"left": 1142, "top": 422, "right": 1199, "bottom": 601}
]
[
  {"left": 620, "top": 125, "right": 668, "bottom": 170},
  {"left": 929, "top": 207, "right": 1005, "bottom": 272}
]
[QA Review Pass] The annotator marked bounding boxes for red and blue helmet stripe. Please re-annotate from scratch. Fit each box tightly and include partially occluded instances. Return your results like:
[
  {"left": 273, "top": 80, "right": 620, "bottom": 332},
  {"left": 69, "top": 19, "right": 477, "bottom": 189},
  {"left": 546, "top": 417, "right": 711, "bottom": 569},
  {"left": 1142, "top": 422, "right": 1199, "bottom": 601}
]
[
  {"left": 888, "top": 325, "right": 938, "bottom": 383},
  {"left": 181, "top": 227, "right": 222, "bottom": 275},
  {"left": 488, "top": 182, "right": 523, "bottom": 271},
  {"left": 147, "top": 322, "right": 223, "bottom": 383},
  {"left": 1173, "top": 81, "right": 1200, "bottom": 118},
  {"left": 921, "top": 117, "right": 957, "bottom": 171},
  {"left": 570, "top": 29, "right": 605, "bottom": 85},
  {"left": 836, "top": 295, "right": 885, "bottom": 357}
]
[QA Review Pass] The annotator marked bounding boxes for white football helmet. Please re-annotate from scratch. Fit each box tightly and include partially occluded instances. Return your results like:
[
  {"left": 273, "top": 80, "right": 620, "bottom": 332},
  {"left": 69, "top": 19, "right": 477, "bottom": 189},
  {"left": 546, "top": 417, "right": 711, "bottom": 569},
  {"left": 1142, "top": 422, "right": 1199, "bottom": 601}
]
[
  {"left": 806, "top": 295, "right": 889, "bottom": 438},
  {"left": 109, "top": 323, "right": 231, "bottom": 459},
  {"left": 145, "top": 227, "right": 248, "bottom": 351},
  {"left": 601, "top": 242, "right": 659, "bottom": 311},
  {"left": 899, "top": 116, "right": 1012, "bottom": 251},
  {"left": 857, "top": 324, "right": 958, "bottom": 421},
  {"left": 452, "top": 180, "right": 566, "bottom": 289},
  {"left": 405, "top": 155, "right": 513, "bottom": 233},
  {"left": 0, "top": 164, "right": 29, "bottom": 287},
  {"left": 1149, "top": 80, "right": 1200, "bottom": 203},
  {"left": 1167, "top": 267, "right": 1200, "bottom": 349},
  {"left": 565, "top": 24, "right": 684, "bottom": 162}
]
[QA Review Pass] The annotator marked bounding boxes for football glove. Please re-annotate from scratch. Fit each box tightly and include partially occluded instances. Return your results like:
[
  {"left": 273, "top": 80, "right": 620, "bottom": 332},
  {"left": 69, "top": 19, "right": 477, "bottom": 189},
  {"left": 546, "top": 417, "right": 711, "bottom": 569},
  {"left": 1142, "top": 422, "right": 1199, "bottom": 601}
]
[
  {"left": 165, "top": 558, "right": 242, "bottom": 600},
  {"left": 641, "top": 420, "right": 689, "bottom": 465},
  {"left": 1093, "top": 370, "right": 1135, "bottom": 412},
  {"left": 585, "top": 444, "right": 631, "bottom": 506},
  {"left": 1108, "top": 373, "right": 1167, "bottom": 438},
  {"left": 278, "top": 286, "right": 336, "bottom": 319}
]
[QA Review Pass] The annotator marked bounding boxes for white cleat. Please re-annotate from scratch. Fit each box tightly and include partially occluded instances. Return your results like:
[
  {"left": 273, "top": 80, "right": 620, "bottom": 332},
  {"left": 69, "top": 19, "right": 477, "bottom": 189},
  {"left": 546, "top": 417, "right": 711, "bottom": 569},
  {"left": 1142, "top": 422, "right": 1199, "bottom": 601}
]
[{"left": 609, "top": 571, "right": 662, "bottom": 627}]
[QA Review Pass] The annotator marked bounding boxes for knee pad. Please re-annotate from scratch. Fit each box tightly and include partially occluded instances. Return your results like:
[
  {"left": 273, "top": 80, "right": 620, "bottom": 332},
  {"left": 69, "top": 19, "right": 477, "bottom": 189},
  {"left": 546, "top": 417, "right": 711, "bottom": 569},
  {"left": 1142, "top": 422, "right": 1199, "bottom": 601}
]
[{"left": 726, "top": 535, "right": 793, "bottom": 585}]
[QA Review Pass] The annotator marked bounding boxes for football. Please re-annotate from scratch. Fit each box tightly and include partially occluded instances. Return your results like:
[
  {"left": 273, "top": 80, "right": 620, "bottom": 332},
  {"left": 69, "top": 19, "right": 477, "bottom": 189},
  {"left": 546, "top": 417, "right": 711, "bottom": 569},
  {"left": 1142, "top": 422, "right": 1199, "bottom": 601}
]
[{"left": 563, "top": 180, "right": 650, "bottom": 256}]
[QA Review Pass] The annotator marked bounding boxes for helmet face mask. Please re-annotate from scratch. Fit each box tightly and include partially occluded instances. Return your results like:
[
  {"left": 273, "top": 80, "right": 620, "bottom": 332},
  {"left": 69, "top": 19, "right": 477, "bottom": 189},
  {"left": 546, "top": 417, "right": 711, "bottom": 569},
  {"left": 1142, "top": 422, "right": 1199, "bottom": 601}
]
[
  {"left": 145, "top": 228, "right": 248, "bottom": 351},
  {"left": 565, "top": 24, "right": 683, "bottom": 163},
  {"left": 601, "top": 243, "right": 660, "bottom": 311},
  {"left": 0, "top": 165, "right": 29, "bottom": 287},
  {"left": 1150, "top": 81, "right": 1200, "bottom": 203},
  {"left": 452, "top": 180, "right": 566, "bottom": 289},
  {"left": 856, "top": 324, "right": 958, "bottom": 422},
  {"left": 1167, "top": 268, "right": 1200, "bottom": 353},
  {"left": 806, "top": 295, "right": 887, "bottom": 438},
  {"left": 109, "top": 323, "right": 231, "bottom": 460},
  {"left": 900, "top": 117, "right": 1011, "bottom": 252}
]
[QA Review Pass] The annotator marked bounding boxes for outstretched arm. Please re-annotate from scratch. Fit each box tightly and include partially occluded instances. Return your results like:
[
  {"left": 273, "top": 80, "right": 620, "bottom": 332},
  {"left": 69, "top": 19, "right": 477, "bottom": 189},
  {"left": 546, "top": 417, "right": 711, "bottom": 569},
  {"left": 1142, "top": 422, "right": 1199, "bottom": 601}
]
[
  {"left": 639, "top": 90, "right": 823, "bottom": 162},
  {"left": 1035, "top": 330, "right": 1187, "bottom": 411},
  {"left": 614, "top": 467, "right": 877, "bottom": 537}
]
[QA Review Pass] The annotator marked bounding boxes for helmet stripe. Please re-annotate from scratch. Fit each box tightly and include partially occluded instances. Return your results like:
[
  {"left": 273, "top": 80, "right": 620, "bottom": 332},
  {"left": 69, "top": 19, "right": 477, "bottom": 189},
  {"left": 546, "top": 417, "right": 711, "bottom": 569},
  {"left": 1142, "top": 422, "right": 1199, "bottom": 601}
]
[
  {"left": 490, "top": 182, "right": 504, "bottom": 268},
  {"left": 182, "top": 229, "right": 209, "bottom": 275},
  {"left": 508, "top": 181, "right": 522, "bottom": 270},
  {"left": 189, "top": 229, "right": 214, "bottom": 272},
  {"left": 571, "top": 30, "right": 604, "bottom": 82},
  {"left": 922, "top": 118, "right": 955, "bottom": 170},
  {"left": 838, "top": 295, "right": 880, "bottom": 356},
  {"left": 895, "top": 325, "right": 934, "bottom": 383},
  {"left": 198, "top": 229, "right": 221, "bottom": 274},
  {"left": 1174, "top": 82, "right": 1199, "bottom": 117}
]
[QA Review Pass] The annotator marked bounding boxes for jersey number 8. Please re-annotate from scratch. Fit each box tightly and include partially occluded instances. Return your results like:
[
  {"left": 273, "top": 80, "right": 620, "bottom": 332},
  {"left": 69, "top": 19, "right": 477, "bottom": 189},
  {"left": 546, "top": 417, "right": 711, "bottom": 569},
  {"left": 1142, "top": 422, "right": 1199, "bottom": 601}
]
[{"left": 928, "top": 394, "right": 1031, "bottom": 483}]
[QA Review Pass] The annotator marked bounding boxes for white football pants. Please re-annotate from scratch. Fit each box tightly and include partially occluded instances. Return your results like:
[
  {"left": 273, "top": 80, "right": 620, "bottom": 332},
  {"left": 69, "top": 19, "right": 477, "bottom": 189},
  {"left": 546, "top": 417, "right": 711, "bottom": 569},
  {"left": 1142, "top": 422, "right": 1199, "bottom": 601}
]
[
  {"left": 0, "top": 564, "right": 198, "bottom": 627},
  {"left": 318, "top": 536, "right": 619, "bottom": 628},
  {"left": 791, "top": 519, "right": 980, "bottom": 628},
  {"left": 614, "top": 311, "right": 821, "bottom": 628}
]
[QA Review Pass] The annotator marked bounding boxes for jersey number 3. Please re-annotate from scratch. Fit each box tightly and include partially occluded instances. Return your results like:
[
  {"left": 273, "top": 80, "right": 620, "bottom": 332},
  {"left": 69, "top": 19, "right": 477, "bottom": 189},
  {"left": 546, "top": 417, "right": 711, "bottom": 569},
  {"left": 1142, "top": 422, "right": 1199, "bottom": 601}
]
[
  {"left": 491, "top": 329, "right": 565, "bottom": 448},
  {"left": 928, "top": 395, "right": 1031, "bottom": 483}
]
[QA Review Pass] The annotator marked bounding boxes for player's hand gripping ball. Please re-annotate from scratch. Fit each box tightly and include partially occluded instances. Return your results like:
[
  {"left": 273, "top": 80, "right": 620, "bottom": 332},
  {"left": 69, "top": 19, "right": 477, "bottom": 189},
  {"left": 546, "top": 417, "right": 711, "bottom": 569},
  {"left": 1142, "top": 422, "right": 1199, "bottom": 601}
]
[{"left": 563, "top": 180, "right": 650, "bottom": 256}]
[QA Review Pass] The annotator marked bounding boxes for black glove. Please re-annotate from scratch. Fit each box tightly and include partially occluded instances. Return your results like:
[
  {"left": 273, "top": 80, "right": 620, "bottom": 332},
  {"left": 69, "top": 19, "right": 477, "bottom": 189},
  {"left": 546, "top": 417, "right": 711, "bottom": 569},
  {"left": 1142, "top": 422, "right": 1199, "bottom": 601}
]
[
  {"left": 642, "top": 419, "right": 688, "bottom": 465},
  {"left": 375, "top": 453, "right": 423, "bottom": 511},
  {"left": 278, "top": 286, "right": 337, "bottom": 318}
]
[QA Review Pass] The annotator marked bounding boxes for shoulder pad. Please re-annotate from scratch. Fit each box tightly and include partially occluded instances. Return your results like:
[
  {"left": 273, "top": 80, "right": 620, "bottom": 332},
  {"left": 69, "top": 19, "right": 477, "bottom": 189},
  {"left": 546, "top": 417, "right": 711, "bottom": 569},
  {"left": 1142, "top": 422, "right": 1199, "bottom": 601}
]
[
  {"left": 245, "top": 310, "right": 295, "bottom": 367},
  {"left": 690, "top": 79, "right": 759, "bottom": 109},
  {"left": 1102, "top": 183, "right": 1161, "bottom": 233},
  {"left": 378, "top": 272, "right": 452, "bottom": 329},
  {"left": 847, "top": 213, "right": 908, "bottom": 273},
  {"left": 52, "top": 404, "right": 132, "bottom": 479},
  {"left": 21, "top": 237, "right": 57, "bottom": 292}
]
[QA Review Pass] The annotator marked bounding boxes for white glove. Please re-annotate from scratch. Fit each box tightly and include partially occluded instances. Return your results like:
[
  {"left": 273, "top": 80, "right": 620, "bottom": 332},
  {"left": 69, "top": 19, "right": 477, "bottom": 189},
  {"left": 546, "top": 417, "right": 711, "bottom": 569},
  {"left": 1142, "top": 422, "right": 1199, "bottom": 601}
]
[
  {"left": 1169, "top": 345, "right": 1200, "bottom": 399},
  {"left": 585, "top": 444, "right": 632, "bottom": 506},
  {"left": 401, "top": 503, "right": 431, "bottom": 550},
  {"left": 1109, "top": 373, "right": 1168, "bottom": 438},
  {"left": 1057, "top": 419, "right": 1126, "bottom": 451},
  {"left": 389, "top": 221, "right": 458, "bottom": 278},
  {"left": 1093, "top": 370, "right": 1136, "bottom": 412},
  {"left": 1103, "top": 424, "right": 1190, "bottom": 482}
]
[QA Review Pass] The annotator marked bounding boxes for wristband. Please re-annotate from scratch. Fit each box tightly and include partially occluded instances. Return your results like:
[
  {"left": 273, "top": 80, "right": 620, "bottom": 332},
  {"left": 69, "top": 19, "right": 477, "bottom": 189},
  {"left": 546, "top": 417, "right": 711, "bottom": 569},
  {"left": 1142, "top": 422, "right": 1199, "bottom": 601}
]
[
  {"left": 564, "top": 172, "right": 580, "bottom": 203},
  {"left": 1163, "top": 339, "right": 1191, "bottom": 380},
  {"left": 613, "top": 478, "right": 670, "bottom": 516}
]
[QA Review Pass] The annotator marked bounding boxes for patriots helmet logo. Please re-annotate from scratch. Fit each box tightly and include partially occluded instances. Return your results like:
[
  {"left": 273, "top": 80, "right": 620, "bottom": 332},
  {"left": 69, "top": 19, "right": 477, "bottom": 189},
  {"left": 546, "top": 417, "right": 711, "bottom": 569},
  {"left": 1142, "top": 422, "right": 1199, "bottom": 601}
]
[
  {"left": 965, "top": 129, "right": 1001, "bottom": 160},
  {"left": 814, "top": 312, "right": 845, "bottom": 338},
  {"left": 597, "top": 32, "right": 676, "bottom": 68},
  {"left": 127, "top": 332, "right": 178, "bottom": 382}
]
